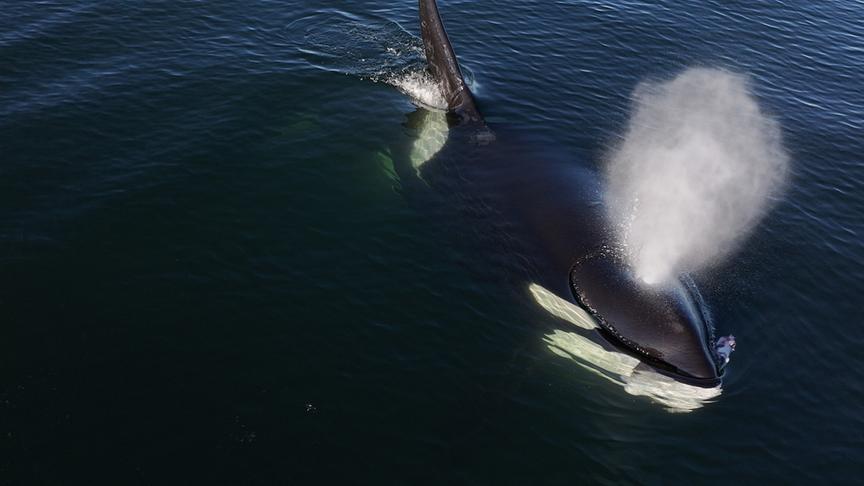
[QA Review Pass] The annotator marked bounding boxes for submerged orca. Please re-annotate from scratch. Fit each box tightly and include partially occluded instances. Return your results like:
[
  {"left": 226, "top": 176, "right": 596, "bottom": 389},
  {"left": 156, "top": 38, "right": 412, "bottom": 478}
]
[{"left": 404, "top": 0, "right": 730, "bottom": 394}]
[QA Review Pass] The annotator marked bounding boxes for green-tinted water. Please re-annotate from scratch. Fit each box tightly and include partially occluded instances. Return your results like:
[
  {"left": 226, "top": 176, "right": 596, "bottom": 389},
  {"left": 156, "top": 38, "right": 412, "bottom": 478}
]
[{"left": 2, "top": 0, "right": 863, "bottom": 483}]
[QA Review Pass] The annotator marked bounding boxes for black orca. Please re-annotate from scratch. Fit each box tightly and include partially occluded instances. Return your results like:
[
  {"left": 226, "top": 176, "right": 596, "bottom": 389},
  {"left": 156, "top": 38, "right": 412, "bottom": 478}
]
[{"left": 411, "top": 0, "right": 725, "bottom": 388}]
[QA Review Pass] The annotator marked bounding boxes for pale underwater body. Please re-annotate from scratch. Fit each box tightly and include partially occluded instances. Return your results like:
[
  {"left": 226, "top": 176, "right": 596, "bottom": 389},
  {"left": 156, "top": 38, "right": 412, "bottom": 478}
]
[{"left": 532, "top": 283, "right": 723, "bottom": 412}]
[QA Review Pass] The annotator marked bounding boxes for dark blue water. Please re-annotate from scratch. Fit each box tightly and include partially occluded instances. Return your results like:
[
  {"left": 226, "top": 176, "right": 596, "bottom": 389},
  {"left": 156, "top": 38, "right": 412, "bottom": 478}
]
[{"left": 2, "top": 0, "right": 862, "bottom": 483}]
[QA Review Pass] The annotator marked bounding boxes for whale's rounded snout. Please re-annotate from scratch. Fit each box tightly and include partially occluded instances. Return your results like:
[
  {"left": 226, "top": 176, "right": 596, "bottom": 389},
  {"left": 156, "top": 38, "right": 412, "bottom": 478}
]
[{"left": 570, "top": 251, "right": 720, "bottom": 384}]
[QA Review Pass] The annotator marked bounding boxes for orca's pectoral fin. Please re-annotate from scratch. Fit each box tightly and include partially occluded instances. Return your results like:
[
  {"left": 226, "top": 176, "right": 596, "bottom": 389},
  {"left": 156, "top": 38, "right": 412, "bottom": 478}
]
[{"left": 419, "top": 0, "right": 483, "bottom": 125}]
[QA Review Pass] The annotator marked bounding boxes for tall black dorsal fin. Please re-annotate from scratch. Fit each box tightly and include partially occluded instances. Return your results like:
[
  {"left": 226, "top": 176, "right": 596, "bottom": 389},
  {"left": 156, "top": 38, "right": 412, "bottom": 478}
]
[{"left": 419, "top": 0, "right": 483, "bottom": 124}]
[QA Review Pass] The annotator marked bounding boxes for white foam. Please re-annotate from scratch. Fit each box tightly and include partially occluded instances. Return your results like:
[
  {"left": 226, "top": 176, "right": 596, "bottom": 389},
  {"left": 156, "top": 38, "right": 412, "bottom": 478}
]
[{"left": 387, "top": 70, "right": 447, "bottom": 110}]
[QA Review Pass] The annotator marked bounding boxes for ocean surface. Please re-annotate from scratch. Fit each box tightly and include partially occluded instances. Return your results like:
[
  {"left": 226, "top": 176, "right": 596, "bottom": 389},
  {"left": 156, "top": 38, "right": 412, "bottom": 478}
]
[{"left": 2, "top": 0, "right": 863, "bottom": 484}]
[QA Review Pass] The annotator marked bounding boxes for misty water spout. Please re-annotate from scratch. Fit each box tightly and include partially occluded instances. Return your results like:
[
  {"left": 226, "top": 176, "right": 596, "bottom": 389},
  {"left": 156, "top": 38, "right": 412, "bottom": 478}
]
[{"left": 605, "top": 68, "right": 789, "bottom": 284}]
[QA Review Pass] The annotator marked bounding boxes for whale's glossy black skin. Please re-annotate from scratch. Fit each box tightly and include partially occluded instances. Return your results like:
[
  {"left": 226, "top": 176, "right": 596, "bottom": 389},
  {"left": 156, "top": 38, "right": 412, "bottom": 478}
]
[{"left": 412, "top": 0, "right": 723, "bottom": 386}]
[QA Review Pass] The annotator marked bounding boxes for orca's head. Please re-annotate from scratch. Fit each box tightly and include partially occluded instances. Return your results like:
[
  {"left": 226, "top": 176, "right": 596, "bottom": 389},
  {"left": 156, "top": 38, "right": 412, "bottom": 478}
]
[{"left": 570, "top": 251, "right": 722, "bottom": 387}]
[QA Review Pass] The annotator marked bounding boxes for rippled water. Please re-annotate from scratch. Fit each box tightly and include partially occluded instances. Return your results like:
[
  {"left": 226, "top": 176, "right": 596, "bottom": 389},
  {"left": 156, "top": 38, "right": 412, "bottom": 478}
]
[{"left": 2, "top": 0, "right": 863, "bottom": 483}]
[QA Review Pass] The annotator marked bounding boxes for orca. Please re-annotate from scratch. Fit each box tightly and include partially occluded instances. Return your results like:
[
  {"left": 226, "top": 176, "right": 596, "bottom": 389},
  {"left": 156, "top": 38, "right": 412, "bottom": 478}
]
[{"left": 402, "top": 0, "right": 732, "bottom": 406}]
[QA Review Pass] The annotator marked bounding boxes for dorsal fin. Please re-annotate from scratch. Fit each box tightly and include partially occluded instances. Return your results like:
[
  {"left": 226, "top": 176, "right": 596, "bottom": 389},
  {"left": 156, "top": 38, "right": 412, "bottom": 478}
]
[{"left": 419, "top": 0, "right": 483, "bottom": 124}]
